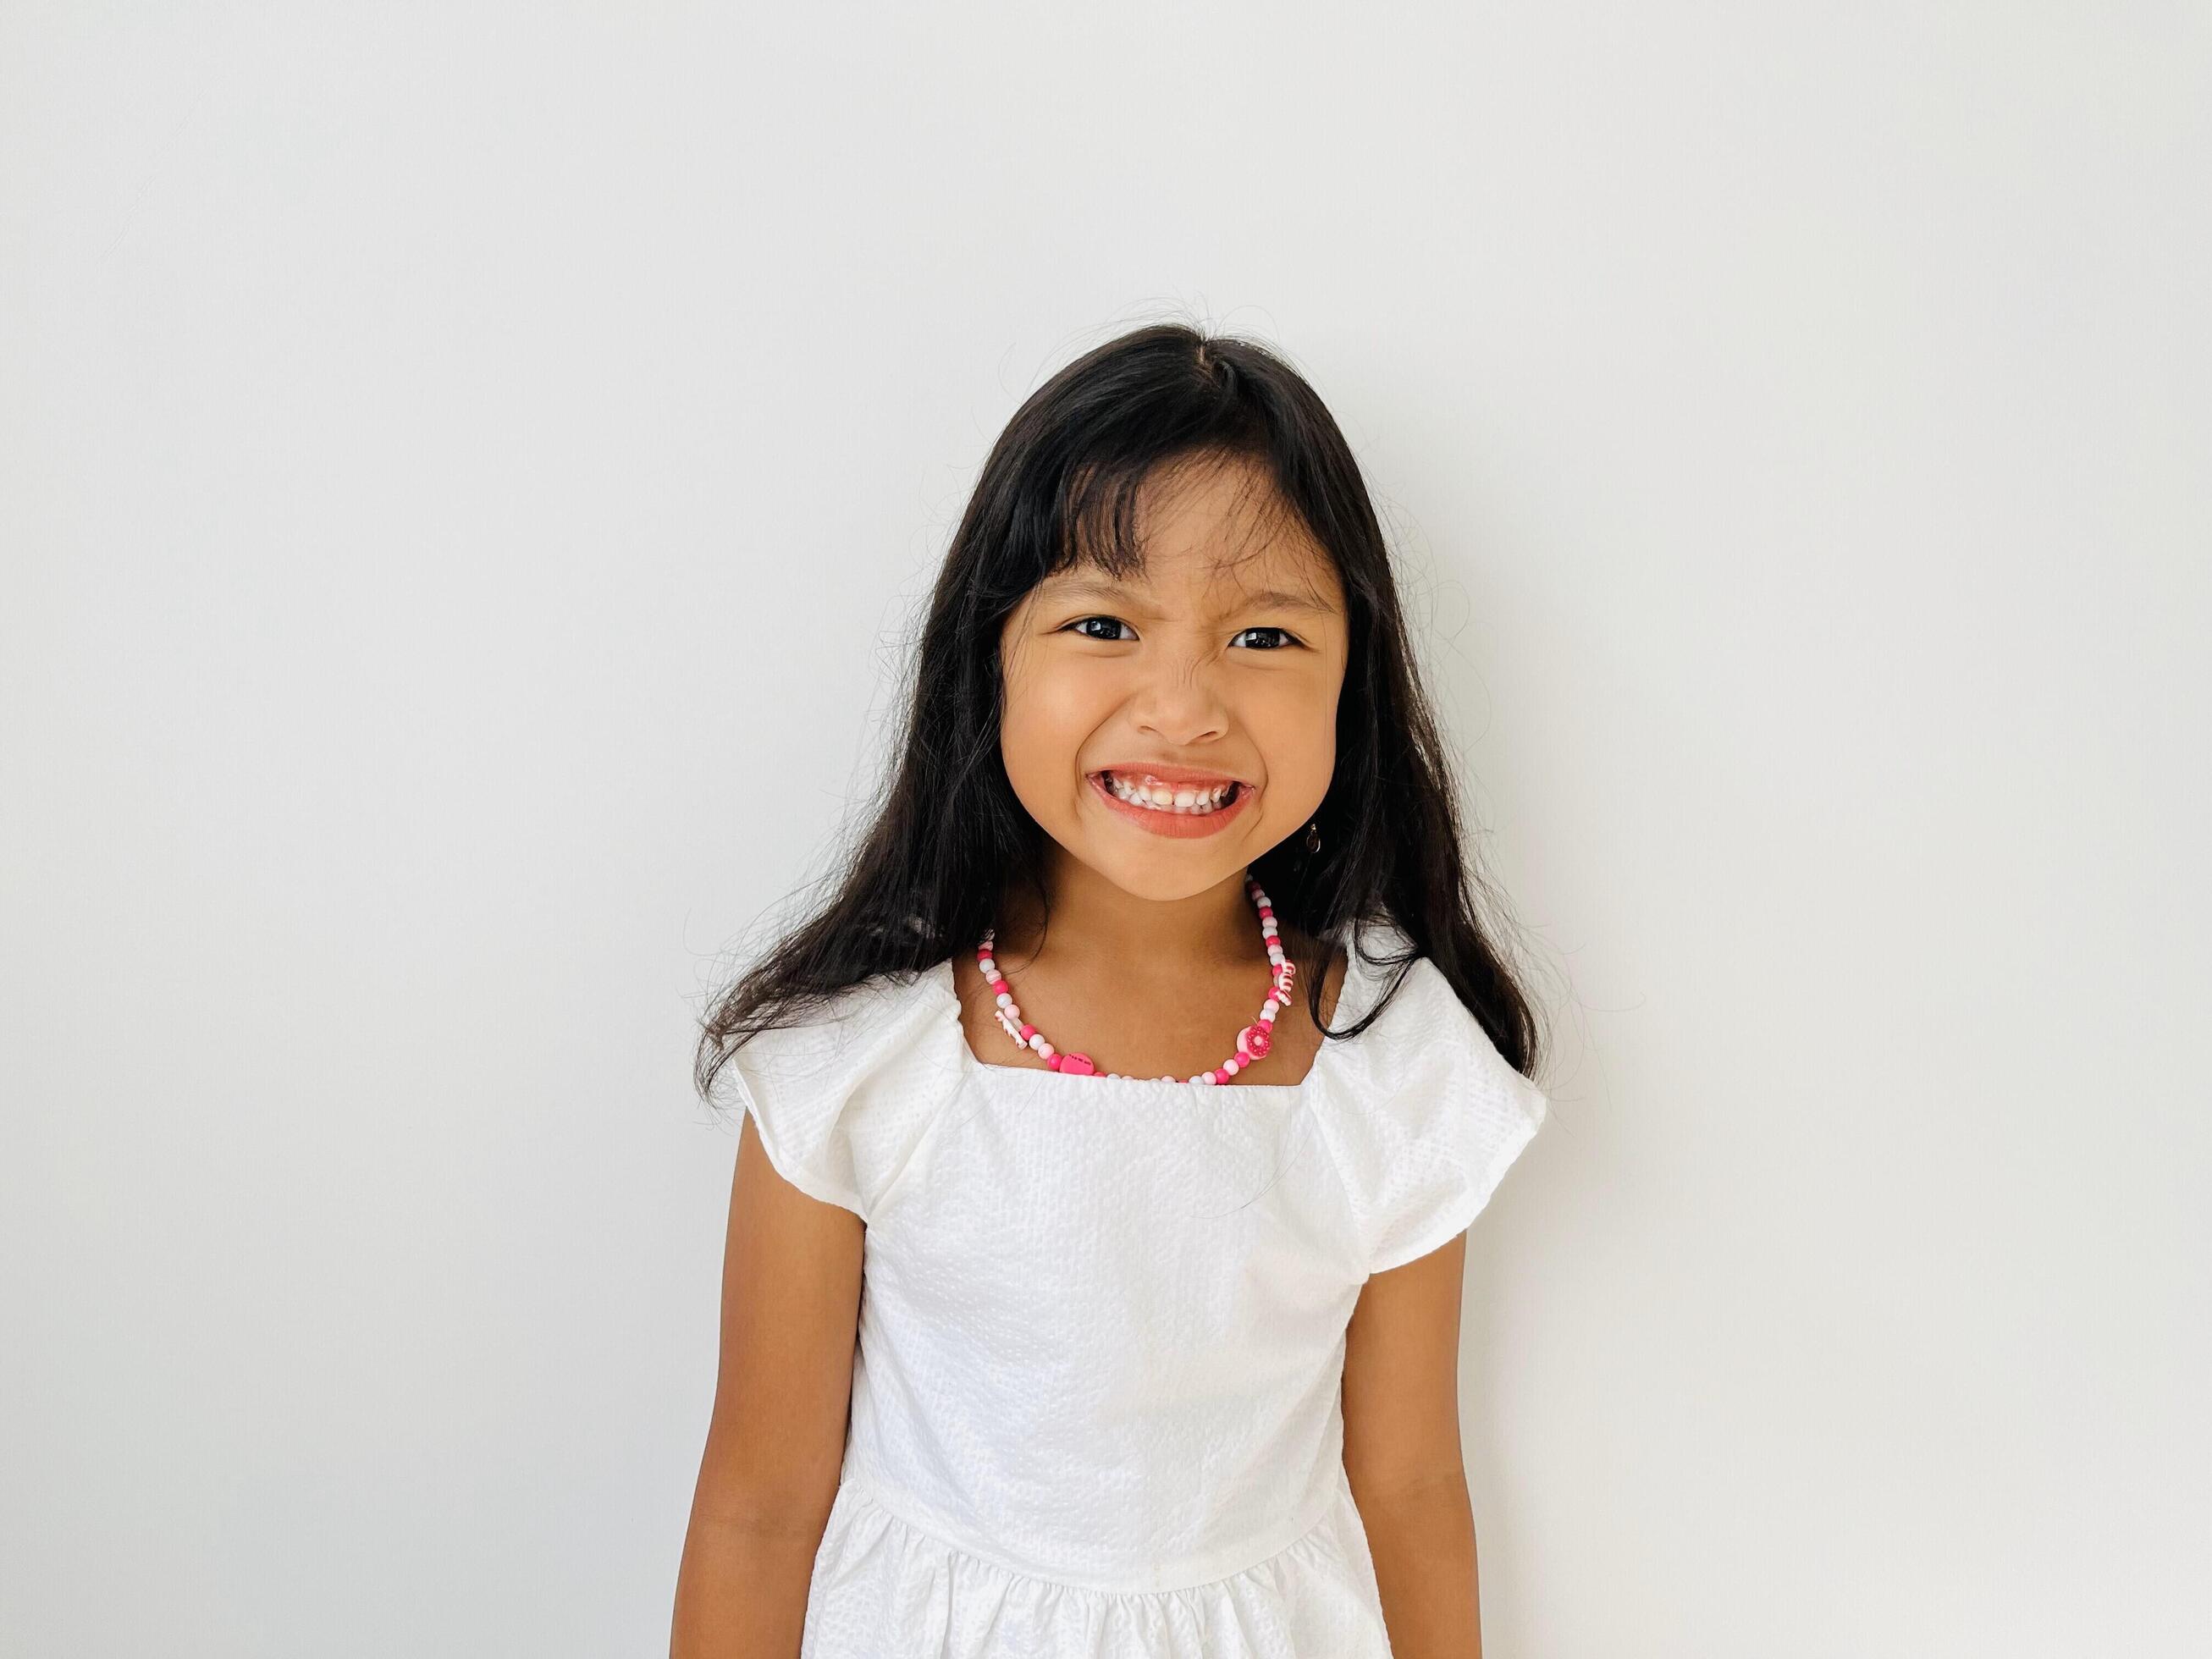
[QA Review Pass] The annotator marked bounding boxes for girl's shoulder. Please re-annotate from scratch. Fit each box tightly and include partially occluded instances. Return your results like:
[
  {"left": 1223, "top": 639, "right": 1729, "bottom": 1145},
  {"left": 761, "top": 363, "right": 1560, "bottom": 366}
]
[
  {"left": 713, "top": 962, "right": 967, "bottom": 1222},
  {"left": 1312, "top": 918, "right": 1550, "bottom": 1275}
]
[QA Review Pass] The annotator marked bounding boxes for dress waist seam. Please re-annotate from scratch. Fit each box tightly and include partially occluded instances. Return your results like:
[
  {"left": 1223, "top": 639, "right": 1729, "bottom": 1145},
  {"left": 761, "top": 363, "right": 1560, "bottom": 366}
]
[{"left": 836, "top": 1464, "right": 1354, "bottom": 1597}]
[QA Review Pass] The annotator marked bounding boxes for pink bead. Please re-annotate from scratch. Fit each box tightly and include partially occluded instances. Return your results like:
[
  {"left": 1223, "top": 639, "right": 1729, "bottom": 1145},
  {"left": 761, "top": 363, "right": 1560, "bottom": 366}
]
[
  {"left": 1019, "top": 1022, "right": 1035, "bottom": 1039},
  {"left": 1057, "top": 1052, "right": 1096, "bottom": 1075}
]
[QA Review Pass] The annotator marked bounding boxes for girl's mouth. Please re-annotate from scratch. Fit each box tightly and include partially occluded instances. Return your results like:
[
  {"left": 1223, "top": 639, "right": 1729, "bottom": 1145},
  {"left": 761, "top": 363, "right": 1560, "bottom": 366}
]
[{"left": 1085, "top": 769, "right": 1255, "bottom": 839}]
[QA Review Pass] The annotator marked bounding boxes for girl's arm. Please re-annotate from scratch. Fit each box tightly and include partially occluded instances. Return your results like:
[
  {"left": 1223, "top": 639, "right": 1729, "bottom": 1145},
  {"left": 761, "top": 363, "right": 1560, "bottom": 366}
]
[
  {"left": 1342, "top": 1232, "right": 1487, "bottom": 1658},
  {"left": 671, "top": 1112, "right": 864, "bottom": 1658}
]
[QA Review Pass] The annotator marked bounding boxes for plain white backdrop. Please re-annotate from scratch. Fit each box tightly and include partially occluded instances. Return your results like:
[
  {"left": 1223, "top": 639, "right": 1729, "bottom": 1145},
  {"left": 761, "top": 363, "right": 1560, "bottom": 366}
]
[{"left": 5, "top": 4, "right": 2206, "bottom": 1655}]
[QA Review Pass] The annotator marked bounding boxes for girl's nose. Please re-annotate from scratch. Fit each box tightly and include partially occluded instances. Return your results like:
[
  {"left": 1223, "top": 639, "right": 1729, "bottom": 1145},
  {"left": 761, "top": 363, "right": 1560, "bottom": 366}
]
[{"left": 1126, "top": 661, "right": 1231, "bottom": 745}]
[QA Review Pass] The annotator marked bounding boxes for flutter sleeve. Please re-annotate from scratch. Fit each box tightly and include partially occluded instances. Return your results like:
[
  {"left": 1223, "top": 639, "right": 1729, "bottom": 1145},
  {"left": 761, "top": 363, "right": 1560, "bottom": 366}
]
[
  {"left": 1342, "top": 956, "right": 1550, "bottom": 1275},
  {"left": 712, "top": 966, "right": 966, "bottom": 1224}
]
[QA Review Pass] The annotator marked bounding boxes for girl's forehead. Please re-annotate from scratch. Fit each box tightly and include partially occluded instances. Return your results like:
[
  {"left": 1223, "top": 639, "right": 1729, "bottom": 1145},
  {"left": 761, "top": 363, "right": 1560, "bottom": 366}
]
[
  {"left": 1136, "top": 450, "right": 1305, "bottom": 538},
  {"left": 1056, "top": 465, "right": 1342, "bottom": 610},
  {"left": 1032, "top": 552, "right": 1342, "bottom": 620}
]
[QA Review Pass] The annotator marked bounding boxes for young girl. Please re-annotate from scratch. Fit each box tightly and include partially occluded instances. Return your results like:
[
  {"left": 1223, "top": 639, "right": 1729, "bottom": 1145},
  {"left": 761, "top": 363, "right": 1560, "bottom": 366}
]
[{"left": 672, "top": 324, "right": 1550, "bottom": 1658}]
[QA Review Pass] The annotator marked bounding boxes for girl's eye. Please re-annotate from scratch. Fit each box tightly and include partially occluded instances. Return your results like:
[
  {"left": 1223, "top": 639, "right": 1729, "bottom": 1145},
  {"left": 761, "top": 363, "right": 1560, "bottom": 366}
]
[{"left": 1059, "top": 617, "right": 1305, "bottom": 649}]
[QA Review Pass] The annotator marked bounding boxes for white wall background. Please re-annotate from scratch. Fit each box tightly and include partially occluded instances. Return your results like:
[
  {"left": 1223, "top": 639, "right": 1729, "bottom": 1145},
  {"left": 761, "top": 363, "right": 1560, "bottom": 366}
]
[{"left": 5, "top": 4, "right": 2205, "bottom": 1655}]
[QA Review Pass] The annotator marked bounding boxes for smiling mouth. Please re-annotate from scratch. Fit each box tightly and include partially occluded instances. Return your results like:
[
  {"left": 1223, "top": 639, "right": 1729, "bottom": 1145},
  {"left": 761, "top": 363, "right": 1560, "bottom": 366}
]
[{"left": 1089, "top": 769, "right": 1247, "bottom": 816}]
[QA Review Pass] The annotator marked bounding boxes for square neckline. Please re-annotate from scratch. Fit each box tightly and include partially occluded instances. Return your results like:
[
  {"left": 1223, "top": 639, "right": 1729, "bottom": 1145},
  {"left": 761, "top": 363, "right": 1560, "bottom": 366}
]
[{"left": 927, "top": 937, "right": 1379, "bottom": 1096}]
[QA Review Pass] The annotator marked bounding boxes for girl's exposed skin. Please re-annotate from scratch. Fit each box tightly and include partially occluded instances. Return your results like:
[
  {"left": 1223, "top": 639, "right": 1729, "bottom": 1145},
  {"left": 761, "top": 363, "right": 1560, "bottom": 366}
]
[{"left": 965, "top": 448, "right": 1351, "bottom": 1086}]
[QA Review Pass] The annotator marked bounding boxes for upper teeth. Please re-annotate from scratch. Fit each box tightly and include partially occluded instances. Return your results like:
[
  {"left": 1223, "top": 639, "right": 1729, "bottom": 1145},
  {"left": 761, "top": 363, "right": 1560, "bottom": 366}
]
[{"left": 1101, "top": 772, "right": 1239, "bottom": 813}]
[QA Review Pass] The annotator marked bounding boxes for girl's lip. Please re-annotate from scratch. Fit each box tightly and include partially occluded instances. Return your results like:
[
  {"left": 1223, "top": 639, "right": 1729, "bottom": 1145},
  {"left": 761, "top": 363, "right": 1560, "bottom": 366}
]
[{"left": 1086, "top": 769, "right": 1255, "bottom": 839}]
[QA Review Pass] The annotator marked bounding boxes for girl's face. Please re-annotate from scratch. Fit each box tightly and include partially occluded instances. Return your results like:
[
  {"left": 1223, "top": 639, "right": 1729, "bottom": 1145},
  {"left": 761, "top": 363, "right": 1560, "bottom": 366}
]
[{"left": 998, "top": 453, "right": 1349, "bottom": 904}]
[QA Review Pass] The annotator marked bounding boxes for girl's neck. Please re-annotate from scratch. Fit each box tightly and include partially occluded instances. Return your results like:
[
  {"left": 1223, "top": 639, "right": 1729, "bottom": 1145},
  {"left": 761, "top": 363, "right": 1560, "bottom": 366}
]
[
  {"left": 959, "top": 857, "right": 1344, "bottom": 1083},
  {"left": 990, "top": 855, "right": 1288, "bottom": 980}
]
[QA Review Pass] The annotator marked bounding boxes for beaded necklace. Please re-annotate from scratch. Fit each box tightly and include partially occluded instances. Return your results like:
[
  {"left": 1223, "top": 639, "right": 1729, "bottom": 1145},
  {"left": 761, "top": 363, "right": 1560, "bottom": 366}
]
[{"left": 974, "top": 874, "right": 1296, "bottom": 1083}]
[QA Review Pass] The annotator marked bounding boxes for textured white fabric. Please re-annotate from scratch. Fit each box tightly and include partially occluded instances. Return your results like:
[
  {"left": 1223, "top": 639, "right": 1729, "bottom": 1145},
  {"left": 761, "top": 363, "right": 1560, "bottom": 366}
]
[{"left": 720, "top": 919, "right": 1548, "bottom": 1657}]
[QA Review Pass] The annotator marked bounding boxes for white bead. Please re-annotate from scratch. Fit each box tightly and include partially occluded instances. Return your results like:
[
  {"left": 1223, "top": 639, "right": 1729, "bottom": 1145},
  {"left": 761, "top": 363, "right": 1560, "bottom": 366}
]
[
  {"left": 995, "top": 990, "right": 1012, "bottom": 1007},
  {"left": 1198, "top": 1072, "right": 1216, "bottom": 1084}
]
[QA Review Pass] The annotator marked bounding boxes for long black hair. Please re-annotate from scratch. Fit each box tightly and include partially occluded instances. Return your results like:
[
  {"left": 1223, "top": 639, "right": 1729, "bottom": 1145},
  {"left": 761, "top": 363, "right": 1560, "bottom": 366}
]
[{"left": 696, "top": 322, "right": 1547, "bottom": 1106}]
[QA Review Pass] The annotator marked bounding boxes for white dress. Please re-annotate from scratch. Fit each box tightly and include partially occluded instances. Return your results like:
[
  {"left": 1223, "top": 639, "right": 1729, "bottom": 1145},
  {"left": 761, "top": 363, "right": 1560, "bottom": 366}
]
[{"left": 721, "top": 918, "right": 1548, "bottom": 1657}]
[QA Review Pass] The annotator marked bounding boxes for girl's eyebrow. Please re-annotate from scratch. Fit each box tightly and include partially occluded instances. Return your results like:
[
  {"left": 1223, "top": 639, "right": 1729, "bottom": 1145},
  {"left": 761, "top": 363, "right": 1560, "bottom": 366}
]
[{"left": 1037, "top": 575, "right": 1337, "bottom": 617}]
